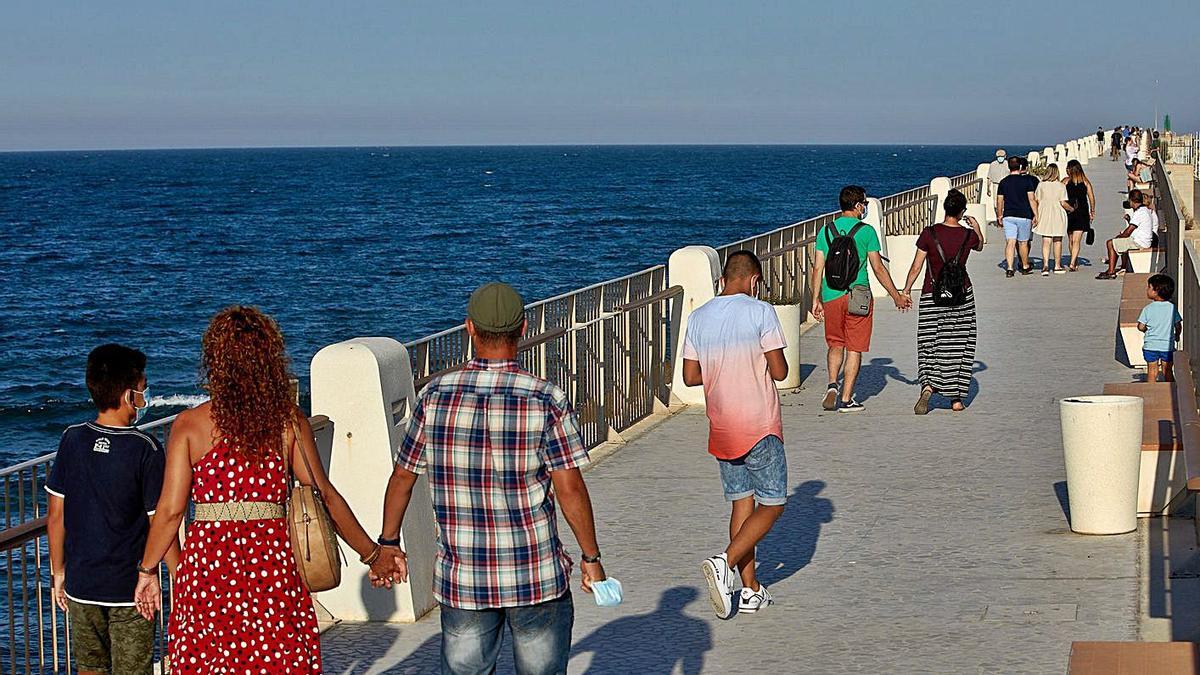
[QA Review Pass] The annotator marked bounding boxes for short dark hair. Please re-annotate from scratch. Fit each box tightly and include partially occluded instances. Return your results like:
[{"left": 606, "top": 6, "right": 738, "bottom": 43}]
[
  {"left": 1129, "top": 189, "right": 1144, "bottom": 205},
  {"left": 474, "top": 325, "right": 523, "bottom": 347},
  {"left": 1007, "top": 156, "right": 1021, "bottom": 171},
  {"left": 1149, "top": 273, "right": 1175, "bottom": 301},
  {"left": 86, "top": 344, "right": 146, "bottom": 412},
  {"left": 1017, "top": 157, "right": 1029, "bottom": 170},
  {"left": 723, "top": 250, "right": 763, "bottom": 280},
  {"left": 838, "top": 185, "right": 866, "bottom": 211},
  {"left": 943, "top": 189, "right": 967, "bottom": 219}
]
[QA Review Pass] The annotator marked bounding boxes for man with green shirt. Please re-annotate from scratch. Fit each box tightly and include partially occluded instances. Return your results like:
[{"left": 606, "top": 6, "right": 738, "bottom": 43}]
[{"left": 809, "top": 185, "right": 910, "bottom": 412}]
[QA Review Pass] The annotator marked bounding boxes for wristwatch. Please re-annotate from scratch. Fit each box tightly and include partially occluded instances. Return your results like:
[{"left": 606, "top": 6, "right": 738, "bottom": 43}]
[
  {"left": 581, "top": 551, "right": 602, "bottom": 564},
  {"left": 136, "top": 564, "right": 156, "bottom": 576},
  {"left": 376, "top": 535, "right": 401, "bottom": 547}
]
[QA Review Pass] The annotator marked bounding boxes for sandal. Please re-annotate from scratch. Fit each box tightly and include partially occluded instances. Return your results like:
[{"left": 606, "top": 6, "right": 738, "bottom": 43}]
[
  {"left": 1096, "top": 271, "right": 1117, "bottom": 280},
  {"left": 915, "top": 387, "right": 934, "bottom": 416},
  {"left": 951, "top": 399, "right": 966, "bottom": 412}
]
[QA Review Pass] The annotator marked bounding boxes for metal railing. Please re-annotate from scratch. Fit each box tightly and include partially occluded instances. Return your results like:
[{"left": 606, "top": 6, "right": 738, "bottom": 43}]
[
  {"left": 950, "top": 172, "right": 983, "bottom": 204},
  {"left": 880, "top": 189, "right": 938, "bottom": 236}
]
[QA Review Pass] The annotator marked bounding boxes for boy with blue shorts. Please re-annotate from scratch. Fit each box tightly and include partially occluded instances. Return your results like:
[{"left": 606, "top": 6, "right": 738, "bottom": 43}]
[
  {"left": 682, "top": 250, "right": 790, "bottom": 619},
  {"left": 1138, "top": 274, "right": 1183, "bottom": 382},
  {"left": 994, "top": 156, "right": 1040, "bottom": 277}
]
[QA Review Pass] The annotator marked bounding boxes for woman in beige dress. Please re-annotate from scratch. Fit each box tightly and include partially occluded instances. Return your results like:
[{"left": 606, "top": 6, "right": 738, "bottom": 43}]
[{"left": 1034, "top": 163, "right": 1071, "bottom": 275}]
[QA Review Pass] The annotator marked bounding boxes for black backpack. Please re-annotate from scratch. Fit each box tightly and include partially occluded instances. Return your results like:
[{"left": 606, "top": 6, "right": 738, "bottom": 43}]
[
  {"left": 930, "top": 226, "right": 972, "bottom": 307},
  {"left": 823, "top": 221, "right": 867, "bottom": 292}
]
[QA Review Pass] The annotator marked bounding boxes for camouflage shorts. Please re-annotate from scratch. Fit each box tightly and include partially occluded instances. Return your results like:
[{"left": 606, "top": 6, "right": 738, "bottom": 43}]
[{"left": 68, "top": 599, "right": 154, "bottom": 674}]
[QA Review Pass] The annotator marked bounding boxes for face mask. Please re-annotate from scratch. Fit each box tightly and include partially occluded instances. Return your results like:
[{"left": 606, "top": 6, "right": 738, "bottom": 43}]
[
  {"left": 131, "top": 387, "right": 150, "bottom": 425},
  {"left": 860, "top": 203, "right": 869, "bottom": 220},
  {"left": 592, "top": 577, "right": 624, "bottom": 607}
]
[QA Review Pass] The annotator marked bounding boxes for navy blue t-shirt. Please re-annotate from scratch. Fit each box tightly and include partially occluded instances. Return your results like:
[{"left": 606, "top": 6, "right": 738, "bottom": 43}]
[
  {"left": 45, "top": 422, "right": 165, "bottom": 604},
  {"left": 997, "top": 174, "right": 1039, "bottom": 219}
]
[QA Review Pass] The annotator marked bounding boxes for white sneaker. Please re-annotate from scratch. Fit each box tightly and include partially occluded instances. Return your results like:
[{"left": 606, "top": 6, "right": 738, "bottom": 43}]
[
  {"left": 738, "top": 584, "right": 774, "bottom": 614},
  {"left": 700, "top": 554, "right": 736, "bottom": 619}
]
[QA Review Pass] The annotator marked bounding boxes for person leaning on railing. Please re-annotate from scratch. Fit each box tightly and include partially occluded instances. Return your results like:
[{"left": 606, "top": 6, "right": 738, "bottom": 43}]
[{"left": 133, "top": 306, "right": 402, "bottom": 674}]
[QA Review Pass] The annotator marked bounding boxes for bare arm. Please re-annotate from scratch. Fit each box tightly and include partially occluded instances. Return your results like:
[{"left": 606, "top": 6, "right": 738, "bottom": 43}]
[
  {"left": 809, "top": 250, "right": 826, "bottom": 320},
  {"left": 995, "top": 195, "right": 1005, "bottom": 223},
  {"left": 1027, "top": 191, "right": 1039, "bottom": 223},
  {"left": 682, "top": 358, "right": 702, "bottom": 387},
  {"left": 1086, "top": 179, "right": 1097, "bottom": 217},
  {"left": 867, "top": 251, "right": 909, "bottom": 310},
  {"left": 48, "top": 494, "right": 67, "bottom": 611},
  {"left": 139, "top": 412, "right": 194, "bottom": 573},
  {"left": 550, "top": 467, "right": 605, "bottom": 592},
  {"left": 902, "top": 249, "right": 929, "bottom": 295},
  {"left": 1138, "top": 322, "right": 1148, "bottom": 333},
  {"left": 764, "top": 348, "right": 788, "bottom": 382}
]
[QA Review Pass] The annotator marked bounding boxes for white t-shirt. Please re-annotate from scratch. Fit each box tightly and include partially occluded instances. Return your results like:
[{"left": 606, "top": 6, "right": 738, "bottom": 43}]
[
  {"left": 1126, "top": 144, "right": 1139, "bottom": 162},
  {"left": 1130, "top": 206, "right": 1156, "bottom": 248},
  {"left": 988, "top": 159, "right": 1008, "bottom": 186}
]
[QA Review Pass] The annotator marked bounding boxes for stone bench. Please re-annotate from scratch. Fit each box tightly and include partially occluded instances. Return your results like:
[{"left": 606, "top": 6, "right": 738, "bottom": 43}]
[
  {"left": 1117, "top": 299, "right": 1146, "bottom": 368},
  {"left": 1102, "top": 380, "right": 1186, "bottom": 515},
  {"left": 1126, "top": 247, "right": 1165, "bottom": 274},
  {"left": 1068, "top": 641, "right": 1200, "bottom": 674}
]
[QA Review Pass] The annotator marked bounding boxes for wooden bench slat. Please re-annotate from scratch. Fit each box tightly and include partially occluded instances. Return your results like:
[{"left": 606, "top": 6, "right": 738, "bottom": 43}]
[
  {"left": 1122, "top": 273, "right": 1152, "bottom": 300},
  {"left": 1101, "top": 382, "right": 1181, "bottom": 451},
  {"left": 1068, "top": 641, "right": 1200, "bottom": 674}
]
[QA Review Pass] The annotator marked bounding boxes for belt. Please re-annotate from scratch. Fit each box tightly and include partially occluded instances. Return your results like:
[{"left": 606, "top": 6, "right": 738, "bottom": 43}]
[{"left": 193, "top": 501, "right": 285, "bottom": 522}]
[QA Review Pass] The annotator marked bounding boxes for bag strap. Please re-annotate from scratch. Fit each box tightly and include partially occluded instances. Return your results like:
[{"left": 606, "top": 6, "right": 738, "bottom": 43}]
[
  {"left": 285, "top": 416, "right": 319, "bottom": 489},
  {"left": 929, "top": 226, "right": 950, "bottom": 265}
]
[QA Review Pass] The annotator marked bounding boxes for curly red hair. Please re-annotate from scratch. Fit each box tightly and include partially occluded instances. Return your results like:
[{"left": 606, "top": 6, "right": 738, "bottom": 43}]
[{"left": 201, "top": 306, "right": 294, "bottom": 461}]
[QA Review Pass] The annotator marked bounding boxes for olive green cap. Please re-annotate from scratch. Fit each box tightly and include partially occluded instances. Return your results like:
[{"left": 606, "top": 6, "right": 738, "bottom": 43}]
[{"left": 467, "top": 282, "right": 525, "bottom": 332}]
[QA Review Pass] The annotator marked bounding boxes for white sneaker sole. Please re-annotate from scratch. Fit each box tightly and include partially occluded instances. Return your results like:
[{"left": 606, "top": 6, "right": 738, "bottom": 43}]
[{"left": 701, "top": 560, "right": 733, "bottom": 619}]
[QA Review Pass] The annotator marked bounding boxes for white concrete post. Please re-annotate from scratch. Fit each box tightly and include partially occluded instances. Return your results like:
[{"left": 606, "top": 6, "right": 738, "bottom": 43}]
[
  {"left": 668, "top": 246, "right": 720, "bottom": 406},
  {"left": 310, "top": 338, "right": 438, "bottom": 623},
  {"left": 930, "top": 176, "right": 951, "bottom": 224},
  {"left": 1027, "top": 151, "right": 1041, "bottom": 169},
  {"left": 1056, "top": 144, "right": 1068, "bottom": 166},
  {"left": 975, "top": 163, "right": 993, "bottom": 214},
  {"left": 1140, "top": 130, "right": 1151, "bottom": 161},
  {"left": 966, "top": 203, "right": 989, "bottom": 245},
  {"left": 863, "top": 197, "right": 890, "bottom": 298}
]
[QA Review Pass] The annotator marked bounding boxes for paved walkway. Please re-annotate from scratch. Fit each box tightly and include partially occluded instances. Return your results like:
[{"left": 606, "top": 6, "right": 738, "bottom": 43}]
[{"left": 322, "top": 158, "right": 1144, "bottom": 673}]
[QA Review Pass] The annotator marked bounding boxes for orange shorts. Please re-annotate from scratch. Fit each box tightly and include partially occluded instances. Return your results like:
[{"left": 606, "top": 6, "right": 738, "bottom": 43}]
[{"left": 823, "top": 293, "right": 873, "bottom": 353}]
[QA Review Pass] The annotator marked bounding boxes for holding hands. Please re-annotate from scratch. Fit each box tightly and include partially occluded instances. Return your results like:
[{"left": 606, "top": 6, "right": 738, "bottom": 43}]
[{"left": 368, "top": 545, "right": 409, "bottom": 589}]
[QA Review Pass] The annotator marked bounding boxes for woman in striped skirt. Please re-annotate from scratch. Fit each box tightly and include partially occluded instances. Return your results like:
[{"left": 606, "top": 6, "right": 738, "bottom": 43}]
[{"left": 901, "top": 189, "right": 984, "bottom": 414}]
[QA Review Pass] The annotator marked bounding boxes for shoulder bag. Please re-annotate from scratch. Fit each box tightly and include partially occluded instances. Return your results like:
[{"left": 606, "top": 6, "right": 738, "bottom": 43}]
[{"left": 284, "top": 420, "right": 342, "bottom": 593}]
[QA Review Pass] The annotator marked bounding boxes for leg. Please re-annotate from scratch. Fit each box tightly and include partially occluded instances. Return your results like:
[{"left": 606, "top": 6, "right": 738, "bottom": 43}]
[
  {"left": 1054, "top": 238, "right": 1063, "bottom": 268},
  {"left": 508, "top": 593, "right": 574, "bottom": 675},
  {"left": 840, "top": 350, "right": 863, "bottom": 403},
  {"left": 827, "top": 345, "right": 845, "bottom": 389},
  {"left": 729, "top": 497, "right": 758, "bottom": 588},
  {"left": 1164, "top": 361, "right": 1176, "bottom": 382},
  {"left": 1068, "top": 231, "right": 1082, "bottom": 267},
  {"left": 68, "top": 600, "right": 111, "bottom": 675},
  {"left": 441, "top": 603, "right": 505, "bottom": 675},
  {"left": 1105, "top": 239, "right": 1118, "bottom": 274},
  {"left": 1041, "top": 236, "right": 1051, "bottom": 270},
  {"left": 1018, "top": 239, "right": 1031, "bottom": 270},
  {"left": 1005, "top": 237, "right": 1017, "bottom": 271},
  {"left": 1147, "top": 360, "right": 1160, "bottom": 383},
  {"left": 107, "top": 607, "right": 154, "bottom": 675},
  {"left": 726, "top": 436, "right": 788, "bottom": 589}
]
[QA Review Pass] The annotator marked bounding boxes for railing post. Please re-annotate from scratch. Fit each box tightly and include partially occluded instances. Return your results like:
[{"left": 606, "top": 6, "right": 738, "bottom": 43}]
[
  {"left": 863, "top": 197, "right": 891, "bottom": 299},
  {"left": 930, "top": 176, "right": 951, "bottom": 223},
  {"left": 1028, "top": 151, "right": 1041, "bottom": 169},
  {"left": 310, "top": 338, "right": 437, "bottom": 622},
  {"left": 668, "top": 246, "right": 719, "bottom": 406},
  {"left": 975, "top": 162, "right": 992, "bottom": 212}
]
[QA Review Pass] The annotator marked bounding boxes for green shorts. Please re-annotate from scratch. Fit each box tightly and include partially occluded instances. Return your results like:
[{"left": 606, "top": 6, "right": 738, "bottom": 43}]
[{"left": 67, "top": 599, "right": 154, "bottom": 674}]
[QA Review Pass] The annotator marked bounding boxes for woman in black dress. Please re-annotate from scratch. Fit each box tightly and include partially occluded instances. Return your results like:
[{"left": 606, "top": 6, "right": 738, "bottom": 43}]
[{"left": 1063, "top": 159, "right": 1096, "bottom": 271}]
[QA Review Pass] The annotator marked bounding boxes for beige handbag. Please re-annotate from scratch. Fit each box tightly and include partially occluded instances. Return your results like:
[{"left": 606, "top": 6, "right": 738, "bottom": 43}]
[{"left": 284, "top": 421, "right": 342, "bottom": 593}]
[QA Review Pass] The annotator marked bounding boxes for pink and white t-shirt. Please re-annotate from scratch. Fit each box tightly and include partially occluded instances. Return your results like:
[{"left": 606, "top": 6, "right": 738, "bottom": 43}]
[{"left": 682, "top": 293, "right": 787, "bottom": 460}]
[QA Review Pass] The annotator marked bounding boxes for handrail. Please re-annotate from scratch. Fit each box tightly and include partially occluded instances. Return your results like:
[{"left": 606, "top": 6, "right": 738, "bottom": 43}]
[
  {"left": 613, "top": 285, "right": 684, "bottom": 313},
  {"left": 0, "top": 517, "right": 47, "bottom": 552},
  {"left": 413, "top": 327, "right": 570, "bottom": 389}
]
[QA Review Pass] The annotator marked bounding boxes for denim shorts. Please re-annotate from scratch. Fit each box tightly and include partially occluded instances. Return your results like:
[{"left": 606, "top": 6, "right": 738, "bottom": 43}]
[
  {"left": 1143, "top": 349, "right": 1173, "bottom": 364},
  {"left": 1002, "top": 217, "right": 1033, "bottom": 242},
  {"left": 717, "top": 435, "right": 787, "bottom": 506}
]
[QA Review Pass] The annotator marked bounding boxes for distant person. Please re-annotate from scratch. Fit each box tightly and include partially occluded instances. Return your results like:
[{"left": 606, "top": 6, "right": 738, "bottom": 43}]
[
  {"left": 1034, "top": 163, "right": 1070, "bottom": 275},
  {"left": 1096, "top": 189, "right": 1155, "bottom": 279},
  {"left": 1125, "top": 135, "right": 1140, "bottom": 172},
  {"left": 1064, "top": 160, "right": 1097, "bottom": 271},
  {"left": 987, "top": 149, "right": 1009, "bottom": 221},
  {"left": 1127, "top": 159, "right": 1154, "bottom": 191},
  {"left": 1138, "top": 273, "right": 1182, "bottom": 382},
  {"left": 681, "top": 251, "right": 788, "bottom": 619},
  {"left": 1096, "top": 126, "right": 1105, "bottom": 150},
  {"left": 810, "top": 185, "right": 911, "bottom": 412},
  {"left": 135, "top": 306, "right": 397, "bottom": 674},
  {"left": 994, "top": 156, "right": 1039, "bottom": 277},
  {"left": 902, "top": 189, "right": 984, "bottom": 413},
  {"left": 1110, "top": 127, "right": 1123, "bottom": 161},
  {"left": 378, "top": 283, "right": 609, "bottom": 672},
  {"left": 46, "top": 344, "right": 179, "bottom": 675}
]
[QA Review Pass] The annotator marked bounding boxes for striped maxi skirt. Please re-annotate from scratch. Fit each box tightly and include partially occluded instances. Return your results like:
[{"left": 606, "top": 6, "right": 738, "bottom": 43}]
[{"left": 916, "top": 289, "right": 977, "bottom": 401}]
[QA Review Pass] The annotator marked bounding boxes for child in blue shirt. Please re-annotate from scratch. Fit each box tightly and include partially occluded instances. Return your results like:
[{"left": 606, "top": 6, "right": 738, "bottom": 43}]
[{"left": 1137, "top": 274, "right": 1183, "bottom": 382}]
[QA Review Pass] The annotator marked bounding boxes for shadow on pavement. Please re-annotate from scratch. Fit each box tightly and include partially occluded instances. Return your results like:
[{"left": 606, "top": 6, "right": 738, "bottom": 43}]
[
  {"left": 1053, "top": 480, "right": 1071, "bottom": 526},
  {"left": 571, "top": 586, "right": 712, "bottom": 674},
  {"left": 756, "top": 480, "right": 834, "bottom": 587},
  {"left": 855, "top": 357, "right": 918, "bottom": 403}
]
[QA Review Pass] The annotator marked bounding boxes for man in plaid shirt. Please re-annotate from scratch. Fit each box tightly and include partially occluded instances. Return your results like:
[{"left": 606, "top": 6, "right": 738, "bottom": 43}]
[{"left": 377, "top": 282, "right": 608, "bottom": 675}]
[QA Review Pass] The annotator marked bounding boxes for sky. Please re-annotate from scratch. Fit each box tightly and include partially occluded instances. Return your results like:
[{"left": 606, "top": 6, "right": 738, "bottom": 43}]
[{"left": 1, "top": 0, "right": 1198, "bottom": 151}]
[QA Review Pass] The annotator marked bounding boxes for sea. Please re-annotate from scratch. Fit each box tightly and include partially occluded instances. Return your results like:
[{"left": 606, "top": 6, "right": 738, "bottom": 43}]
[{"left": 0, "top": 144, "right": 1024, "bottom": 466}]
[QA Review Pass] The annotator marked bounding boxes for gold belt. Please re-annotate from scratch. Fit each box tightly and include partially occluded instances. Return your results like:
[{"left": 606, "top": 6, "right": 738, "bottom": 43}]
[{"left": 193, "top": 501, "right": 285, "bottom": 522}]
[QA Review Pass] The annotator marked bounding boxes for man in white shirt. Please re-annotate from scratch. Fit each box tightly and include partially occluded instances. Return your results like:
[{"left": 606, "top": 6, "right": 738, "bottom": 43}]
[
  {"left": 1097, "top": 189, "right": 1155, "bottom": 279},
  {"left": 987, "top": 149, "right": 1008, "bottom": 223}
]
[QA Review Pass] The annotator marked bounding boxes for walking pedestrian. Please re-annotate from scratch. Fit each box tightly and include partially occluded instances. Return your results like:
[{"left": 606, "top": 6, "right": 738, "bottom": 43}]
[
  {"left": 376, "top": 283, "right": 609, "bottom": 673},
  {"left": 681, "top": 251, "right": 789, "bottom": 619},
  {"left": 987, "top": 149, "right": 1008, "bottom": 223},
  {"left": 1034, "top": 164, "right": 1070, "bottom": 275},
  {"left": 810, "top": 185, "right": 911, "bottom": 413},
  {"left": 901, "top": 189, "right": 984, "bottom": 413},
  {"left": 1110, "top": 127, "right": 1122, "bottom": 161},
  {"left": 1096, "top": 127, "right": 1105, "bottom": 153},
  {"left": 1064, "top": 160, "right": 1097, "bottom": 271},
  {"left": 994, "top": 156, "right": 1039, "bottom": 277}
]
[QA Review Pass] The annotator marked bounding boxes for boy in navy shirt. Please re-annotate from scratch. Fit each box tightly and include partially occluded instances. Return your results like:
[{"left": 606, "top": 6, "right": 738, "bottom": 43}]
[
  {"left": 1138, "top": 274, "right": 1184, "bottom": 383},
  {"left": 46, "top": 344, "right": 178, "bottom": 675}
]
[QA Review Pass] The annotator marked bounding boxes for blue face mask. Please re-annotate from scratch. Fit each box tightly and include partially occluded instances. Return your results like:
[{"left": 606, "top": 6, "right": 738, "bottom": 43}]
[
  {"left": 131, "top": 387, "right": 150, "bottom": 425},
  {"left": 860, "top": 203, "right": 869, "bottom": 221},
  {"left": 592, "top": 577, "right": 623, "bottom": 607}
]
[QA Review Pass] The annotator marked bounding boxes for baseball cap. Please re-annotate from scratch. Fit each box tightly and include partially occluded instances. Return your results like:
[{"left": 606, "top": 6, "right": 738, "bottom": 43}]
[
  {"left": 995, "top": 149, "right": 1007, "bottom": 158},
  {"left": 467, "top": 282, "right": 526, "bottom": 333}
]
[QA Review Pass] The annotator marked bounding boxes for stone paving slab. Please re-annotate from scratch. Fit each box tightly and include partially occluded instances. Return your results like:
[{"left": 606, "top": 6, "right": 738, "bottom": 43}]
[{"left": 323, "top": 158, "right": 1144, "bottom": 673}]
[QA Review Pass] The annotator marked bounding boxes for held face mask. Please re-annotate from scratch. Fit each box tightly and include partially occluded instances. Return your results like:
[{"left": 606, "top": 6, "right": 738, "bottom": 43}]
[{"left": 591, "top": 577, "right": 623, "bottom": 607}]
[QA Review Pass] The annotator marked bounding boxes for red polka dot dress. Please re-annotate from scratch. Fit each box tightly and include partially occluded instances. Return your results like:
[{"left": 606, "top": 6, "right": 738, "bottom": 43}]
[{"left": 168, "top": 440, "right": 321, "bottom": 673}]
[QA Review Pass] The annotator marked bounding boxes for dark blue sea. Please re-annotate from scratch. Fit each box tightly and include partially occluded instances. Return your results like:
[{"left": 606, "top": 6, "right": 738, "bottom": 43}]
[{"left": 0, "top": 144, "right": 1021, "bottom": 465}]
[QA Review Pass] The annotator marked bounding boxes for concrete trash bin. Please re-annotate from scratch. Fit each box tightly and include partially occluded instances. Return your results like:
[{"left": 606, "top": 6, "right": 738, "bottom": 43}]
[{"left": 1060, "top": 395, "right": 1144, "bottom": 535}]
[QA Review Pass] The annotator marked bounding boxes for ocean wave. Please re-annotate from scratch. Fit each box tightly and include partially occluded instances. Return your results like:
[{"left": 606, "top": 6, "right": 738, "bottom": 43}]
[{"left": 148, "top": 394, "right": 208, "bottom": 408}]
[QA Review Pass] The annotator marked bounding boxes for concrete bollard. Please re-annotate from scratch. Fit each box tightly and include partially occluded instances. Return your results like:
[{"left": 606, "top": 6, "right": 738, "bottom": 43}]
[
  {"left": 1027, "top": 151, "right": 1041, "bottom": 169},
  {"left": 310, "top": 338, "right": 438, "bottom": 622},
  {"left": 668, "top": 246, "right": 720, "bottom": 406},
  {"left": 975, "top": 163, "right": 993, "bottom": 214},
  {"left": 930, "top": 177, "right": 951, "bottom": 224},
  {"left": 886, "top": 234, "right": 919, "bottom": 292},
  {"left": 1060, "top": 395, "right": 1143, "bottom": 535},
  {"left": 1056, "top": 144, "right": 1067, "bottom": 166},
  {"left": 966, "top": 203, "right": 989, "bottom": 245},
  {"left": 862, "top": 197, "right": 890, "bottom": 298}
]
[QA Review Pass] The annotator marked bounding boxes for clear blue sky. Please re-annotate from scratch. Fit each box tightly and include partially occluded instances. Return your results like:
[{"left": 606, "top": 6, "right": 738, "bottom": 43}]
[{"left": 2, "top": 0, "right": 1197, "bottom": 150}]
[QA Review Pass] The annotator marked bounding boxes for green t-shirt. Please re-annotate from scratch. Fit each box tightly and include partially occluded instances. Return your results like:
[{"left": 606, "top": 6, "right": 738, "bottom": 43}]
[{"left": 815, "top": 216, "right": 882, "bottom": 302}]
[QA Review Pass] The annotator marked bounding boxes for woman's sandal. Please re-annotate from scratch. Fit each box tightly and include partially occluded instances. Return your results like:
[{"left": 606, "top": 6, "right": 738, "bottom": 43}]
[
  {"left": 1096, "top": 271, "right": 1117, "bottom": 280},
  {"left": 915, "top": 387, "right": 934, "bottom": 416},
  {"left": 951, "top": 399, "right": 966, "bottom": 412}
]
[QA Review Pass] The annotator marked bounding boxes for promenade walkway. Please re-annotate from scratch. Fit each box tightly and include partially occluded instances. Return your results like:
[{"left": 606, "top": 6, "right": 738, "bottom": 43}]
[{"left": 322, "top": 158, "right": 1143, "bottom": 673}]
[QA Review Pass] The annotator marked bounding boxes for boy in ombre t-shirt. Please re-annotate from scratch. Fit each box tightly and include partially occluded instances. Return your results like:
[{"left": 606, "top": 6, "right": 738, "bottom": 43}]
[{"left": 682, "top": 250, "right": 789, "bottom": 620}]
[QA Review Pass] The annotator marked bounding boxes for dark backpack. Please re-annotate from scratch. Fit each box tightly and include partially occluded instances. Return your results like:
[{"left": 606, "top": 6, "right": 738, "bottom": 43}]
[
  {"left": 929, "top": 226, "right": 972, "bottom": 307},
  {"left": 823, "top": 221, "right": 867, "bottom": 292}
]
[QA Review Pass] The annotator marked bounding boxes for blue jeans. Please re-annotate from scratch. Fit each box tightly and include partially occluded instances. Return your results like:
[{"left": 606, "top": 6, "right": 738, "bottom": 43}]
[
  {"left": 717, "top": 435, "right": 788, "bottom": 506},
  {"left": 441, "top": 592, "right": 574, "bottom": 675}
]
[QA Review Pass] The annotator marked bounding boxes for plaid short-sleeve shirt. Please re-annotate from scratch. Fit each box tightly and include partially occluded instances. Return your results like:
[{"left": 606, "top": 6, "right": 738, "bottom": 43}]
[{"left": 396, "top": 358, "right": 590, "bottom": 610}]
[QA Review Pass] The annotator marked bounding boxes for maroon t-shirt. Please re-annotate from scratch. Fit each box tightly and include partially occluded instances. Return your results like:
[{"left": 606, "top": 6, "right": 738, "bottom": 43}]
[{"left": 915, "top": 224, "right": 980, "bottom": 295}]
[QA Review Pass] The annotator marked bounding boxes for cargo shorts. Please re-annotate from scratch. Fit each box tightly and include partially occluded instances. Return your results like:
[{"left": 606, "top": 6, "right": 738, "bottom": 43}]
[{"left": 68, "top": 599, "right": 154, "bottom": 674}]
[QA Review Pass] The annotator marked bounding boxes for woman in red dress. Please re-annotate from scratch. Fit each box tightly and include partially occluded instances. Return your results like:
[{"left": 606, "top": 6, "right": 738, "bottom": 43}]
[{"left": 135, "top": 306, "right": 405, "bottom": 673}]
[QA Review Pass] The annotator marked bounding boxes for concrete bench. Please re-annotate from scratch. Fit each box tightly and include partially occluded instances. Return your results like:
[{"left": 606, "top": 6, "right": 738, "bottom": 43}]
[
  {"left": 1102, "top": 381, "right": 1186, "bottom": 515},
  {"left": 1117, "top": 299, "right": 1146, "bottom": 368},
  {"left": 1126, "top": 247, "right": 1165, "bottom": 273},
  {"left": 1121, "top": 273, "right": 1151, "bottom": 301},
  {"left": 1068, "top": 641, "right": 1200, "bottom": 674}
]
